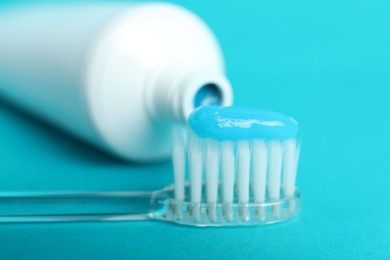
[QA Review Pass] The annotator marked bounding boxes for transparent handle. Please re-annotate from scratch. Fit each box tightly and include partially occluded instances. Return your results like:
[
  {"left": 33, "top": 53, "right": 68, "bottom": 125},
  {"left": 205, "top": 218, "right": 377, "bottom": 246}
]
[
  {"left": 0, "top": 186, "right": 302, "bottom": 226},
  {"left": 0, "top": 191, "right": 162, "bottom": 223}
]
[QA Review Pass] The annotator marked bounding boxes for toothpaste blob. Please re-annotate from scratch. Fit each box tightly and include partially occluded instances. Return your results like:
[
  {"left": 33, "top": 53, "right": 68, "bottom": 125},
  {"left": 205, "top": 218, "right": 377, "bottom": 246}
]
[{"left": 188, "top": 106, "right": 299, "bottom": 141}]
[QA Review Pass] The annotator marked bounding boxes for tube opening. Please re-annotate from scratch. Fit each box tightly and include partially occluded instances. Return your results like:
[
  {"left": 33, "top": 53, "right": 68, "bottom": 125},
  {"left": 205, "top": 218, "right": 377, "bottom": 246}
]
[{"left": 193, "top": 83, "right": 222, "bottom": 108}]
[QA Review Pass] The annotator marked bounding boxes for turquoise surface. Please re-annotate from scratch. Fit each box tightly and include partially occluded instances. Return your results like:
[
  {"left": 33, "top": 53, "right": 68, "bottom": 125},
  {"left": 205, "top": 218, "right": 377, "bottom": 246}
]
[{"left": 1, "top": 0, "right": 390, "bottom": 258}]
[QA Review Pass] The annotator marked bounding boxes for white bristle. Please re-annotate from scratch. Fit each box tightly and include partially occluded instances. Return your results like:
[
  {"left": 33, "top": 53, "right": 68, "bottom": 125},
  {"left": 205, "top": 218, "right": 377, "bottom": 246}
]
[
  {"left": 295, "top": 142, "right": 301, "bottom": 174},
  {"left": 188, "top": 132, "right": 203, "bottom": 221},
  {"left": 267, "top": 141, "right": 283, "bottom": 217},
  {"left": 282, "top": 139, "right": 297, "bottom": 197},
  {"left": 284, "top": 139, "right": 301, "bottom": 212},
  {"left": 221, "top": 141, "right": 235, "bottom": 221},
  {"left": 252, "top": 140, "right": 268, "bottom": 220},
  {"left": 205, "top": 139, "right": 220, "bottom": 221},
  {"left": 172, "top": 127, "right": 186, "bottom": 202},
  {"left": 237, "top": 140, "right": 251, "bottom": 221}
]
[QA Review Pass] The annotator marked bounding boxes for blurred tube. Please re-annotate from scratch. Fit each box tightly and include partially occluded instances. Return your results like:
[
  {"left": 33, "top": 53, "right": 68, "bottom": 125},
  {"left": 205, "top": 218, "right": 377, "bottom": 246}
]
[{"left": 0, "top": 2, "right": 233, "bottom": 162}]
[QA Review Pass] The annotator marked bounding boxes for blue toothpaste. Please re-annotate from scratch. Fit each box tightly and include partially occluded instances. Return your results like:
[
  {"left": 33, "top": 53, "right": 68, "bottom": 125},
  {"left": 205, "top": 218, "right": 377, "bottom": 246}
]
[{"left": 188, "top": 106, "right": 299, "bottom": 141}]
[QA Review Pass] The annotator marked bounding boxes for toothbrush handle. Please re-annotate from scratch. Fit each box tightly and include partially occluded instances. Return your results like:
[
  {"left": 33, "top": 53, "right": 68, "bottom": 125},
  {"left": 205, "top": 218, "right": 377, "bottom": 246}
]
[{"left": 0, "top": 191, "right": 160, "bottom": 223}]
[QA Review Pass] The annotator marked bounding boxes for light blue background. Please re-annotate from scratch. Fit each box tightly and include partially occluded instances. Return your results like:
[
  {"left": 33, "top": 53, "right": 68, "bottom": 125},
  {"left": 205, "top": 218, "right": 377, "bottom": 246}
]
[{"left": 1, "top": 0, "right": 390, "bottom": 258}]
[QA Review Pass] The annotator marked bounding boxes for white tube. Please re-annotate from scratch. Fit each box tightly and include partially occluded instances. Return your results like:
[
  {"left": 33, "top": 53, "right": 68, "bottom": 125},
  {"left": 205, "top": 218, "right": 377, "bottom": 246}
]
[{"left": 0, "top": 3, "right": 233, "bottom": 162}]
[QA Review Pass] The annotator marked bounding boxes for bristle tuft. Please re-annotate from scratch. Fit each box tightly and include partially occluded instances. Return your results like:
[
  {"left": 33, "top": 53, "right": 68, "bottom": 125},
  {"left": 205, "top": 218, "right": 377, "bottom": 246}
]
[{"left": 172, "top": 127, "right": 301, "bottom": 224}]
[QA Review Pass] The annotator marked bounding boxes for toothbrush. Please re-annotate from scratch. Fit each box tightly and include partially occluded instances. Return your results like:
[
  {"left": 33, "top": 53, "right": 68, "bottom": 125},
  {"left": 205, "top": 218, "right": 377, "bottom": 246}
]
[{"left": 0, "top": 106, "right": 301, "bottom": 226}]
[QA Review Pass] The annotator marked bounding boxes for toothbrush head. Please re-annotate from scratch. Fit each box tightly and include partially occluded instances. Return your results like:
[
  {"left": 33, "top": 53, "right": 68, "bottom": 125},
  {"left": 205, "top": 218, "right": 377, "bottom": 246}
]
[{"left": 168, "top": 106, "right": 302, "bottom": 227}]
